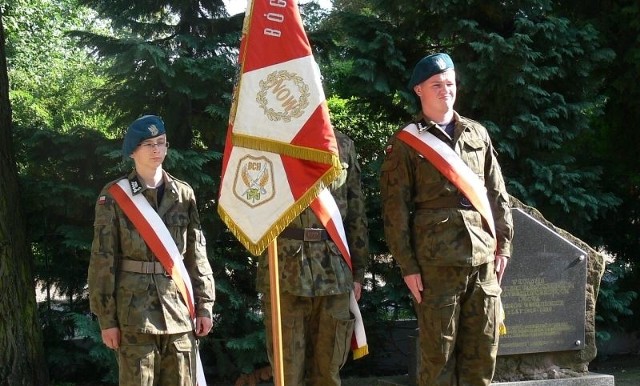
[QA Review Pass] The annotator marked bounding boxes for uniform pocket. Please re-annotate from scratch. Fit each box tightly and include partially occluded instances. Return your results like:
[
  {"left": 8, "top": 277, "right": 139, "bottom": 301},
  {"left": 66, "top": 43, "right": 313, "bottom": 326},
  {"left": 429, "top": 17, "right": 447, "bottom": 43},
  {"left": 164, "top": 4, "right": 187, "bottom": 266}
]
[
  {"left": 461, "top": 138, "right": 486, "bottom": 174},
  {"left": 479, "top": 279, "right": 502, "bottom": 345},
  {"left": 119, "top": 341, "right": 155, "bottom": 386},
  {"left": 418, "top": 295, "right": 457, "bottom": 356},
  {"left": 165, "top": 214, "right": 189, "bottom": 253},
  {"left": 171, "top": 333, "right": 195, "bottom": 381},
  {"left": 116, "top": 272, "right": 150, "bottom": 326},
  {"left": 331, "top": 315, "right": 356, "bottom": 369}
]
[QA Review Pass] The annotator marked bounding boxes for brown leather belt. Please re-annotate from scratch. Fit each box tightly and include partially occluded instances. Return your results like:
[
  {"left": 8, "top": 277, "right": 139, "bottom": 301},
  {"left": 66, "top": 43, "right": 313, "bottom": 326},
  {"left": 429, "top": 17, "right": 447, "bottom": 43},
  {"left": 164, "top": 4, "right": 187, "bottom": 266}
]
[
  {"left": 120, "top": 259, "right": 166, "bottom": 274},
  {"left": 415, "top": 195, "right": 474, "bottom": 210},
  {"left": 280, "top": 227, "right": 329, "bottom": 241}
]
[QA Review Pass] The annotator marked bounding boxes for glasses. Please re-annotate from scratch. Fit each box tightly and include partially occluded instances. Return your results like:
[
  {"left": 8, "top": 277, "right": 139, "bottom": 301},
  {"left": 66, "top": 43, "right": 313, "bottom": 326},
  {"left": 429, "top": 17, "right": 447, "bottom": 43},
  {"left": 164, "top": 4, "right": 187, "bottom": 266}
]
[{"left": 138, "top": 140, "right": 169, "bottom": 150}]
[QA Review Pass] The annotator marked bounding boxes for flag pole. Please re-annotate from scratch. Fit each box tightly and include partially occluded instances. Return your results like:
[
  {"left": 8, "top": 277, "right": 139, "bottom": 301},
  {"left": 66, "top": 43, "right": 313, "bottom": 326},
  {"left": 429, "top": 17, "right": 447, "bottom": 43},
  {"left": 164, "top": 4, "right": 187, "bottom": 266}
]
[{"left": 268, "top": 239, "right": 284, "bottom": 386}]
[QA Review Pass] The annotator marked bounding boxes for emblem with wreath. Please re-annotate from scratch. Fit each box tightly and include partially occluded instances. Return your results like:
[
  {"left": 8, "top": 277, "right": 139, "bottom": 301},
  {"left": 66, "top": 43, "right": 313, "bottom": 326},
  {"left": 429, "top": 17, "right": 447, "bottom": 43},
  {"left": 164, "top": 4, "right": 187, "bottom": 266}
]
[{"left": 257, "top": 70, "right": 310, "bottom": 122}]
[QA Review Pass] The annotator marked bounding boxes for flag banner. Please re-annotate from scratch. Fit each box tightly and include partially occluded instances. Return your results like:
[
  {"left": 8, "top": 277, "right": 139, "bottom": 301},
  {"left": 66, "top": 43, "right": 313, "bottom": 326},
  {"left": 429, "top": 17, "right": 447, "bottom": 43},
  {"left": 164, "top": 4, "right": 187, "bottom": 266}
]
[{"left": 218, "top": 0, "right": 341, "bottom": 255}]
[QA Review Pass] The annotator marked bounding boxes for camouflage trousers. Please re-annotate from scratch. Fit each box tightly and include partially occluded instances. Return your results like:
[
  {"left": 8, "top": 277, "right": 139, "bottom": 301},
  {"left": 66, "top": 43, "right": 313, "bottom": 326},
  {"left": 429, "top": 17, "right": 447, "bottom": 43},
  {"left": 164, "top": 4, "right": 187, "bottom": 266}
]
[
  {"left": 262, "top": 292, "right": 354, "bottom": 386},
  {"left": 117, "top": 330, "right": 197, "bottom": 386},
  {"left": 415, "top": 261, "right": 501, "bottom": 386}
]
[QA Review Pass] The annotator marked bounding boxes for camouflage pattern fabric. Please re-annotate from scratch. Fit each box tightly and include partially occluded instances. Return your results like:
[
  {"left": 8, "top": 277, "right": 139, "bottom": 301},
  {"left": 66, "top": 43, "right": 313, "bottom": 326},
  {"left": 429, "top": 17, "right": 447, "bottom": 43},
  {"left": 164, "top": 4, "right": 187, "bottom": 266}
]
[
  {"left": 380, "top": 112, "right": 513, "bottom": 274},
  {"left": 257, "top": 131, "right": 369, "bottom": 385},
  {"left": 117, "top": 331, "right": 196, "bottom": 386},
  {"left": 262, "top": 293, "right": 354, "bottom": 386},
  {"left": 414, "top": 262, "right": 501, "bottom": 386},
  {"left": 380, "top": 112, "right": 513, "bottom": 385},
  {"left": 88, "top": 169, "right": 214, "bottom": 385}
]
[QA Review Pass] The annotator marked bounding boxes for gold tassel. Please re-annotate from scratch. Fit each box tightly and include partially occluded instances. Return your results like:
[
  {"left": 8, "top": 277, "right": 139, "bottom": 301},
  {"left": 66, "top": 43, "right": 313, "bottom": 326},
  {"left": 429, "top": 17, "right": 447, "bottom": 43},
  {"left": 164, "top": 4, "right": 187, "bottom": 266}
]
[{"left": 352, "top": 345, "right": 369, "bottom": 360}]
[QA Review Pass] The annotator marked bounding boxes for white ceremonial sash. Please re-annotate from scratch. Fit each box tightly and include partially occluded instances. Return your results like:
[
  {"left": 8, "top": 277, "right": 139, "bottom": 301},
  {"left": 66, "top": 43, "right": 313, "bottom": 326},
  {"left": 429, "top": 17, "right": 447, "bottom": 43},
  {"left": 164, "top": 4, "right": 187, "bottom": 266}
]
[
  {"left": 108, "top": 179, "right": 207, "bottom": 386},
  {"left": 397, "top": 124, "right": 496, "bottom": 239},
  {"left": 310, "top": 189, "right": 368, "bottom": 359}
]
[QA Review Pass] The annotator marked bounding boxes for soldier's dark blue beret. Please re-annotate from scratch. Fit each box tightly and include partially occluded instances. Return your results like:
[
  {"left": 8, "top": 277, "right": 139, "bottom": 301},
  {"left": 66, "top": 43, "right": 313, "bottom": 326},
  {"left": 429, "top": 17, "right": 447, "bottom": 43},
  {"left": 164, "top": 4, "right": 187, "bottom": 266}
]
[
  {"left": 122, "top": 115, "right": 166, "bottom": 157},
  {"left": 408, "top": 53, "right": 455, "bottom": 89}
]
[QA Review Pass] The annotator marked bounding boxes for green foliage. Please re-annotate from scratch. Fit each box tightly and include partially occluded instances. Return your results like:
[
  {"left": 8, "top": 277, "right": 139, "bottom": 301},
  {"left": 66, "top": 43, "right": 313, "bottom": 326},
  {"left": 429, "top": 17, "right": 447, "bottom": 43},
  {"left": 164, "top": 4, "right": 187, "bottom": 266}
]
[
  {"left": 69, "top": 312, "right": 118, "bottom": 383},
  {"left": 453, "top": 5, "right": 619, "bottom": 235},
  {"left": 70, "top": 0, "right": 243, "bottom": 149},
  {"left": 3, "top": 0, "right": 113, "bottom": 133},
  {"left": 39, "top": 301, "right": 117, "bottom": 384},
  {"left": 15, "top": 126, "right": 118, "bottom": 297},
  {"left": 574, "top": 0, "right": 640, "bottom": 327},
  {"left": 596, "top": 261, "right": 638, "bottom": 342}
]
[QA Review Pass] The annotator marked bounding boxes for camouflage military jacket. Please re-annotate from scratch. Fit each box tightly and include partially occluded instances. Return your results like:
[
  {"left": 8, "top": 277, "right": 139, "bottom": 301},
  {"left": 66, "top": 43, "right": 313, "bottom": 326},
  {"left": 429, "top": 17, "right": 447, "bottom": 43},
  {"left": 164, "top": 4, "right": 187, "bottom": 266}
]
[
  {"left": 88, "top": 170, "right": 215, "bottom": 334},
  {"left": 380, "top": 112, "right": 513, "bottom": 275},
  {"left": 257, "top": 131, "right": 370, "bottom": 297}
]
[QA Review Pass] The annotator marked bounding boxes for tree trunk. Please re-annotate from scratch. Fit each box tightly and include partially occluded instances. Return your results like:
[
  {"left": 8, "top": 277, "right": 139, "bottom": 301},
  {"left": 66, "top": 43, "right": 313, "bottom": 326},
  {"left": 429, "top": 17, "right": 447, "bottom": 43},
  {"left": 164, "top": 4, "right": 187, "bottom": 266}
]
[{"left": 0, "top": 10, "right": 49, "bottom": 386}]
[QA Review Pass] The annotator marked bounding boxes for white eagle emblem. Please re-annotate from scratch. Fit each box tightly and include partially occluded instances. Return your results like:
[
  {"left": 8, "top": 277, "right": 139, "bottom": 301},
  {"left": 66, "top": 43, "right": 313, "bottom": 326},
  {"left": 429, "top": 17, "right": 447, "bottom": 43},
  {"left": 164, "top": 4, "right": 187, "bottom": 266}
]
[
  {"left": 232, "top": 155, "right": 275, "bottom": 207},
  {"left": 147, "top": 124, "right": 159, "bottom": 136}
]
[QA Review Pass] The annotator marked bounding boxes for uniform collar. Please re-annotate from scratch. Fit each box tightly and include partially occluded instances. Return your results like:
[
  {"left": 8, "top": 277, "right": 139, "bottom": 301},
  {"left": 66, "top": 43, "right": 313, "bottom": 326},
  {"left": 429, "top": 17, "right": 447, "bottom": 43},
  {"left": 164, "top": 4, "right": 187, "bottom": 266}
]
[{"left": 127, "top": 169, "right": 176, "bottom": 195}]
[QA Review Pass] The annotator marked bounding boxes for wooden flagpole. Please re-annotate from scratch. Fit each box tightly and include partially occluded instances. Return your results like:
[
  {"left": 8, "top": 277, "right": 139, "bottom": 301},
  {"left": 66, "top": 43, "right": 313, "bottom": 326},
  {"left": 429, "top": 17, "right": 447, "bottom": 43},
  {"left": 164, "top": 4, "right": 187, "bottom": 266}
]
[{"left": 268, "top": 240, "right": 284, "bottom": 386}]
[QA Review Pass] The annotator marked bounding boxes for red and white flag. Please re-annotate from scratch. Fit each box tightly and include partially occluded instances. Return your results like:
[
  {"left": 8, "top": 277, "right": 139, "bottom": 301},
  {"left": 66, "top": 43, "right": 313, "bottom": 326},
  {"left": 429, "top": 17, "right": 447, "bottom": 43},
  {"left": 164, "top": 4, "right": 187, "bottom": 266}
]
[{"left": 218, "top": 0, "right": 341, "bottom": 255}]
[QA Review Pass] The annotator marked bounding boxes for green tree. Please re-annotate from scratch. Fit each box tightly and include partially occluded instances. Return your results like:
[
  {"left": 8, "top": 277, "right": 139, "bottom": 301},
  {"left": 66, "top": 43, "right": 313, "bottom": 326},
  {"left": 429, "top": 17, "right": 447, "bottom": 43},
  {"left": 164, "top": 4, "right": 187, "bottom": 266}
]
[
  {"left": 558, "top": 0, "right": 640, "bottom": 329},
  {"left": 3, "top": 0, "right": 111, "bottom": 132},
  {"left": 0, "top": 7, "right": 49, "bottom": 385},
  {"left": 71, "top": 0, "right": 243, "bottom": 149}
]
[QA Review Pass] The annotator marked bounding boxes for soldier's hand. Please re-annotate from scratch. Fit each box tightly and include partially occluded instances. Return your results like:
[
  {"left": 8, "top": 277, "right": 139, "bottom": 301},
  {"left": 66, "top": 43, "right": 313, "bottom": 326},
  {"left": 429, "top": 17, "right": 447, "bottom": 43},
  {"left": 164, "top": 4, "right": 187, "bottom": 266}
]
[
  {"left": 195, "top": 316, "right": 213, "bottom": 337},
  {"left": 101, "top": 327, "right": 120, "bottom": 350},
  {"left": 354, "top": 282, "right": 363, "bottom": 302},
  {"left": 495, "top": 254, "right": 509, "bottom": 285},
  {"left": 404, "top": 274, "right": 423, "bottom": 304}
]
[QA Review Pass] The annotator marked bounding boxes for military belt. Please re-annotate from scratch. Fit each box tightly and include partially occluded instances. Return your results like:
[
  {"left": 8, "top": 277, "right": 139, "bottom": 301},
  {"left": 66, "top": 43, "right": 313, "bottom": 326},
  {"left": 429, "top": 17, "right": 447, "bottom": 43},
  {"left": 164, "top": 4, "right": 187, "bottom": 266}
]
[
  {"left": 119, "top": 259, "right": 166, "bottom": 274},
  {"left": 416, "top": 195, "right": 474, "bottom": 210},
  {"left": 280, "top": 227, "right": 329, "bottom": 242}
]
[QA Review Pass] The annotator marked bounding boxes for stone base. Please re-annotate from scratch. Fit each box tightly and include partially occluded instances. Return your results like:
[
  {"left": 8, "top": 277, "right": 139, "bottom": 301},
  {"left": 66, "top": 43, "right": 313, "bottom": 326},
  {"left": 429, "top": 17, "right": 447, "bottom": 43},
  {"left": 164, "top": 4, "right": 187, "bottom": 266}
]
[
  {"left": 492, "top": 373, "right": 615, "bottom": 386},
  {"left": 376, "top": 373, "right": 615, "bottom": 386}
]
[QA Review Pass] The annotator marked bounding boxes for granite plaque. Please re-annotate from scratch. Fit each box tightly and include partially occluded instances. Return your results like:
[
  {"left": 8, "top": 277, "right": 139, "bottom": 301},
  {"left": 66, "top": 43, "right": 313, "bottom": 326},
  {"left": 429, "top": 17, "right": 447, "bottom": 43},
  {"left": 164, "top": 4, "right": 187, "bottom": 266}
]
[{"left": 498, "top": 208, "right": 588, "bottom": 356}]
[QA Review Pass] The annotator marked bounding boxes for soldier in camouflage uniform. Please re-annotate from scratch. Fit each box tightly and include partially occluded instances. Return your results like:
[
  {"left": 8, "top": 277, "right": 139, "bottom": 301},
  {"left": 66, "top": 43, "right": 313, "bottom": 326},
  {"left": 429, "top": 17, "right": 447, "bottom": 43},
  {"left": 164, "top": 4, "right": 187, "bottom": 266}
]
[
  {"left": 257, "top": 131, "right": 370, "bottom": 386},
  {"left": 88, "top": 115, "right": 215, "bottom": 386},
  {"left": 380, "top": 53, "right": 513, "bottom": 385}
]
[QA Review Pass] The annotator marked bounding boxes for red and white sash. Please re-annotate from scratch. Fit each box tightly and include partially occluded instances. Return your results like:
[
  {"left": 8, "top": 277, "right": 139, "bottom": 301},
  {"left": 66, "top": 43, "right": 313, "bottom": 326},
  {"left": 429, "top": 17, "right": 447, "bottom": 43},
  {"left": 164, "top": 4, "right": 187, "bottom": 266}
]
[
  {"left": 310, "top": 189, "right": 368, "bottom": 359},
  {"left": 397, "top": 123, "right": 496, "bottom": 239},
  {"left": 108, "top": 179, "right": 207, "bottom": 386}
]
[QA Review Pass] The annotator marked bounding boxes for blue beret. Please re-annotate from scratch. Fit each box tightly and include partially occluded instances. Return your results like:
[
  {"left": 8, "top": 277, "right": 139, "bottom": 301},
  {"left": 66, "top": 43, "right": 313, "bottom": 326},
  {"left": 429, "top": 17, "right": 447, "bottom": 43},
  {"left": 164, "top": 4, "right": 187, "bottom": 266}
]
[
  {"left": 408, "top": 53, "right": 455, "bottom": 89},
  {"left": 122, "top": 115, "right": 166, "bottom": 158}
]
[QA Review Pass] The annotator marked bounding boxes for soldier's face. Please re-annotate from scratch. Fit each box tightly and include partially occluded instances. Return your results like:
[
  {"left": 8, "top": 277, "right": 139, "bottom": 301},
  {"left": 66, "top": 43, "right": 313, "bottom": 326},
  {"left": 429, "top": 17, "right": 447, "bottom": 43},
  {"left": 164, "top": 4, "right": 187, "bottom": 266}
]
[
  {"left": 130, "top": 134, "right": 168, "bottom": 169},
  {"left": 413, "top": 69, "right": 456, "bottom": 116}
]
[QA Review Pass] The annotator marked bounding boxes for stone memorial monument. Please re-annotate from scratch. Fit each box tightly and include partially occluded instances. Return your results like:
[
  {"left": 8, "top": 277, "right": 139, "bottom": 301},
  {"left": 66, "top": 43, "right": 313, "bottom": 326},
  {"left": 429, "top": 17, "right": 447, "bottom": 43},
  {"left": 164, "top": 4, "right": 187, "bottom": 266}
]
[{"left": 492, "top": 198, "right": 611, "bottom": 384}]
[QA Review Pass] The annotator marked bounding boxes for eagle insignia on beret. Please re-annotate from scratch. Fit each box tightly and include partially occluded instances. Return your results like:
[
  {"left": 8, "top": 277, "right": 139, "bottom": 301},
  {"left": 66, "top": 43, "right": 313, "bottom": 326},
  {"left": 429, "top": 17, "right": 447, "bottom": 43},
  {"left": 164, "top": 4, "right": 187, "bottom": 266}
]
[{"left": 148, "top": 124, "right": 159, "bottom": 136}]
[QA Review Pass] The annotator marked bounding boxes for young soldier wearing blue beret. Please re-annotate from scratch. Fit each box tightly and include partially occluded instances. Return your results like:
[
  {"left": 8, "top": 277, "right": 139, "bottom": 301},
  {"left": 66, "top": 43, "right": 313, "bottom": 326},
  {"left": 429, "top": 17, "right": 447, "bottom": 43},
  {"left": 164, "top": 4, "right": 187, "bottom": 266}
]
[
  {"left": 380, "top": 54, "right": 513, "bottom": 385},
  {"left": 88, "top": 115, "right": 215, "bottom": 385}
]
